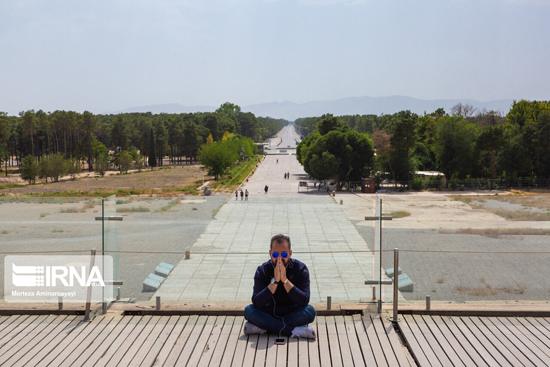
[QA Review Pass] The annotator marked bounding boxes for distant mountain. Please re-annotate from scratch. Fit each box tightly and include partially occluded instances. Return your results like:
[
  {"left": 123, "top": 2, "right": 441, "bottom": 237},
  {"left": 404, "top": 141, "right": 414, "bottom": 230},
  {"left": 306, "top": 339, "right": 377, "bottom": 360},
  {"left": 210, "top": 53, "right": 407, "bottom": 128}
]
[
  {"left": 111, "top": 103, "right": 216, "bottom": 114},
  {"left": 242, "top": 96, "right": 515, "bottom": 121},
  {"left": 112, "top": 96, "right": 515, "bottom": 121}
]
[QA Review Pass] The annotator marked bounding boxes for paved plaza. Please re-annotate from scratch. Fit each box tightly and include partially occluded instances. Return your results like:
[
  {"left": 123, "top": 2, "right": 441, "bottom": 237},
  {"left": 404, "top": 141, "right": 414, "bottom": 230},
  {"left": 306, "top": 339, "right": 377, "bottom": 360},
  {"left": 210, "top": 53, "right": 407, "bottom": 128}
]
[{"left": 155, "top": 127, "right": 398, "bottom": 303}]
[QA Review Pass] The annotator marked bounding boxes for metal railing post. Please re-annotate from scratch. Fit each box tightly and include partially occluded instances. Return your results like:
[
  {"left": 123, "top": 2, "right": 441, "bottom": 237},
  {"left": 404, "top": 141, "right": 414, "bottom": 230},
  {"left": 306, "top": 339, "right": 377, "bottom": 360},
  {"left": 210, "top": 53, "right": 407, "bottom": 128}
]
[
  {"left": 83, "top": 249, "right": 96, "bottom": 322},
  {"left": 390, "top": 248, "right": 399, "bottom": 323}
]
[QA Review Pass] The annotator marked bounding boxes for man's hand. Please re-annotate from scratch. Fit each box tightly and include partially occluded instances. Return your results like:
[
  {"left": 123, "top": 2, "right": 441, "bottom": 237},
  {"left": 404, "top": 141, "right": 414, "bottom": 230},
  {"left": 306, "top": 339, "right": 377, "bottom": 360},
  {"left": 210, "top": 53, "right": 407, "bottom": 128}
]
[{"left": 278, "top": 257, "right": 287, "bottom": 283}]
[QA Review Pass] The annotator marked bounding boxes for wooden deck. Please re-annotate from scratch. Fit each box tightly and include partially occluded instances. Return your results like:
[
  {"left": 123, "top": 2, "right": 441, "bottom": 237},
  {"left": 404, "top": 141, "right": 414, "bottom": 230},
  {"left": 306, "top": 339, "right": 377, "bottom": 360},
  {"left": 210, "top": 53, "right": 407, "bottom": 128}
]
[
  {"left": 0, "top": 314, "right": 413, "bottom": 367},
  {"left": 400, "top": 314, "right": 550, "bottom": 366}
]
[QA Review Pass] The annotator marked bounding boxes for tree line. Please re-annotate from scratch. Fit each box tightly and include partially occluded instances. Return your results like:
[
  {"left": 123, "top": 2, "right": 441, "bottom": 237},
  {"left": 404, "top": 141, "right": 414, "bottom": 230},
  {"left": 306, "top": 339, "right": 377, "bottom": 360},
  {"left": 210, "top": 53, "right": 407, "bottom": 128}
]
[
  {"left": 0, "top": 102, "right": 288, "bottom": 179},
  {"left": 295, "top": 100, "right": 550, "bottom": 182}
]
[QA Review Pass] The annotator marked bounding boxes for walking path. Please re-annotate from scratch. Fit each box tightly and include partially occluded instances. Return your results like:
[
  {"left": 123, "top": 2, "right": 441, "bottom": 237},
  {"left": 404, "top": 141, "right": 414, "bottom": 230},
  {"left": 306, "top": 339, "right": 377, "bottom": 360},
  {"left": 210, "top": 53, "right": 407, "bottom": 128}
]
[{"left": 155, "top": 126, "right": 398, "bottom": 303}]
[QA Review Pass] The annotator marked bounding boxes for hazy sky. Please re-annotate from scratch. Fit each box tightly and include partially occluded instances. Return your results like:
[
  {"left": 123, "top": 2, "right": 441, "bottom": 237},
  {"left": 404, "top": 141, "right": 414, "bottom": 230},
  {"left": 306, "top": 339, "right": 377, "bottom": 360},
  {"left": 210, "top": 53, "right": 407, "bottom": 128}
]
[{"left": 1, "top": 0, "right": 549, "bottom": 115}]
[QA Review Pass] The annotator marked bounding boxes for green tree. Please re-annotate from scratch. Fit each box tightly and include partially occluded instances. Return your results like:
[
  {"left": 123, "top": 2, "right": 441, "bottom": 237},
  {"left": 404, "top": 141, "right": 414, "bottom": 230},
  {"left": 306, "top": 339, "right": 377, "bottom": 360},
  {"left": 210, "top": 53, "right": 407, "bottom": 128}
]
[
  {"left": 21, "top": 155, "right": 38, "bottom": 184},
  {"left": 318, "top": 116, "right": 349, "bottom": 136},
  {"left": 118, "top": 151, "right": 133, "bottom": 173},
  {"left": 82, "top": 111, "right": 96, "bottom": 171},
  {"left": 134, "top": 154, "right": 145, "bottom": 172},
  {"left": 92, "top": 139, "right": 109, "bottom": 160},
  {"left": 148, "top": 129, "right": 157, "bottom": 169},
  {"left": 95, "top": 154, "right": 110, "bottom": 177},
  {"left": 433, "top": 116, "right": 478, "bottom": 179},
  {"left": 198, "top": 141, "right": 237, "bottom": 179},
  {"left": 476, "top": 125, "right": 504, "bottom": 180},
  {"left": 216, "top": 102, "right": 241, "bottom": 120},
  {"left": 183, "top": 119, "right": 200, "bottom": 163},
  {"left": 62, "top": 158, "right": 81, "bottom": 180},
  {"left": 299, "top": 118, "right": 374, "bottom": 189},
  {"left": 389, "top": 110, "right": 418, "bottom": 181}
]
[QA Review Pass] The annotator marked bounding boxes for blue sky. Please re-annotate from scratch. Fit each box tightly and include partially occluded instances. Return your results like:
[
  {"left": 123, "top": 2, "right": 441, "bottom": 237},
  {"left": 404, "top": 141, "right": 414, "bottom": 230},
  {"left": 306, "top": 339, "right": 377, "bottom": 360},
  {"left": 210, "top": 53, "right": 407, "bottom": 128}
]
[{"left": 0, "top": 0, "right": 548, "bottom": 115}]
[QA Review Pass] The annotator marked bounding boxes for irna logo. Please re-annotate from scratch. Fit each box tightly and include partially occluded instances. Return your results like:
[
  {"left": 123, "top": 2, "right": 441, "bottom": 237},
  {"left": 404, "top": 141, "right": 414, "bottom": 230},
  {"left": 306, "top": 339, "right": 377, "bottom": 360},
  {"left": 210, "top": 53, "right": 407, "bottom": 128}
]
[{"left": 11, "top": 263, "right": 105, "bottom": 287}]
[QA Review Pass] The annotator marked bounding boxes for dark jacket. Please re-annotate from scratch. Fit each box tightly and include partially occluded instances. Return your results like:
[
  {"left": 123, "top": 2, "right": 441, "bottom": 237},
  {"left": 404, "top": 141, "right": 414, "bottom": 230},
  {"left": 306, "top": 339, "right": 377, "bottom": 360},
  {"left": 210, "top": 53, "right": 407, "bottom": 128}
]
[{"left": 251, "top": 258, "right": 310, "bottom": 309}]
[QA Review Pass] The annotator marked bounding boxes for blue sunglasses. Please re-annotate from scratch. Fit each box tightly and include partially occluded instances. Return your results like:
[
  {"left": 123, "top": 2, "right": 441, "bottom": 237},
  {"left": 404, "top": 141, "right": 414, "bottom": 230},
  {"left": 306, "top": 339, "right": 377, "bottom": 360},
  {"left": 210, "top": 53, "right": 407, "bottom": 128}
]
[{"left": 271, "top": 251, "right": 288, "bottom": 259}]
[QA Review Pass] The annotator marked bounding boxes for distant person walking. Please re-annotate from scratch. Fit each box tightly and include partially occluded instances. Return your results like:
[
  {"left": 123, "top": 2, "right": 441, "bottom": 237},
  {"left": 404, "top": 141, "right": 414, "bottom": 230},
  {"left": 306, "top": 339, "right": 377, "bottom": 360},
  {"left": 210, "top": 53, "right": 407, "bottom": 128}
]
[
  {"left": 245, "top": 189, "right": 249, "bottom": 201},
  {"left": 240, "top": 190, "right": 244, "bottom": 200},
  {"left": 235, "top": 190, "right": 238, "bottom": 200},
  {"left": 264, "top": 185, "right": 269, "bottom": 194},
  {"left": 276, "top": 159, "right": 278, "bottom": 164}
]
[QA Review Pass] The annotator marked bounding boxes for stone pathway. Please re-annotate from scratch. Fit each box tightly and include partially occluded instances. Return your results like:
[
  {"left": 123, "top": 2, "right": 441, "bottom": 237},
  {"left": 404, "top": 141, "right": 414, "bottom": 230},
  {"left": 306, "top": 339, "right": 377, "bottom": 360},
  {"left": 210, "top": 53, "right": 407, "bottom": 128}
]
[{"left": 155, "top": 127, "right": 399, "bottom": 302}]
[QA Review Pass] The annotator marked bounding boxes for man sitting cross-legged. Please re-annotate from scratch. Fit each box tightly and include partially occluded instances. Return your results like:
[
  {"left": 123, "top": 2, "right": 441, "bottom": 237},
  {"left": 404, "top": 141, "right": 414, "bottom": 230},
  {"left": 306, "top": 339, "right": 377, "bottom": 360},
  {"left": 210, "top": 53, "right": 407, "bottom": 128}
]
[{"left": 243, "top": 234, "right": 316, "bottom": 339}]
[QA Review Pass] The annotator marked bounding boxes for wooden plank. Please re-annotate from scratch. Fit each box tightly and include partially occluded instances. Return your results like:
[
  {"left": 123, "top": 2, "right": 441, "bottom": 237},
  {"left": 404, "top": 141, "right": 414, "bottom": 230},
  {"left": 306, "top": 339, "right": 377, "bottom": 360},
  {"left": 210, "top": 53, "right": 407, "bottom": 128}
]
[
  {"left": 0, "top": 314, "right": 54, "bottom": 365},
  {"left": 150, "top": 316, "right": 191, "bottom": 367},
  {"left": 0, "top": 316, "right": 27, "bottom": 337},
  {"left": 488, "top": 317, "right": 548, "bottom": 367},
  {"left": 196, "top": 316, "right": 226, "bottom": 367},
  {"left": 265, "top": 333, "right": 278, "bottom": 367},
  {"left": 0, "top": 315, "right": 35, "bottom": 345},
  {"left": 416, "top": 315, "right": 463, "bottom": 367},
  {"left": 325, "top": 316, "right": 343, "bottom": 367},
  {"left": 363, "top": 315, "right": 388, "bottom": 366},
  {"left": 117, "top": 315, "right": 162, "bottom": 367},
  {"left": 163, "top": 315, "right": 202, "bottom": 367},
  {"left": 514, "top": 317, "right": 550, "bottom": 349},
  {"left": 410, "top": 314, "right": 453, "bottom": 366},
  {"left": 36, "top": 315, "right": 102, "bottom": 367},
  {"left": 19, "top": 316, "right": 81, "bottom": 367},
  {"left": 140, "top": 316, "right": 181, "bottom": 367},
  {"left": 333, "top": 316, "right": 354, "bottom": 367},
  {"left": 298, "top": 337, "right": 309, "bottom": 367},
  {"left": 447, "top": 316, "right": 500, "bottom": 367},
  {"left": 288, "top": 335, "right": 298, "bottom": 367},
  {"left": 341, "top": 316, "right": 366, "bottom": 367},
  {"left": 219, "top": 317, "right": 243, "bottom": 367},
  {"left": 71, "top": 316, "right": 124, "bottom": 367},
  {"left": 398, "top": 315, "right": 431, "bottom": 367},
  {"left": 307, "top": 320, "right": 320, "bottom": 367},
  {"left": 316, "top": 317, "right": 331, "bottom": 367},
  {"left": 0, "top": 316, "right": 13, "bottom": 329},
  {"left": 6, "top": 316, "right": 74, "bottom": 367},
  {"left": 169, "top": 315, "right": 208, "bottom": 367},
  {"left": 243, "top": 334, "right": 260, "bottom": 367},
  {"left": 380, "top": 317, "right": 414, "bottom": 367},
  {"left": 93, "top": 316, "right": 142, "bottom": 367},
  {"left": 129, "top": 316, "right": 173, "bottom": 366},
  {"left": 58, "top": 315, "right": 117, "bottom": 367},
  {"left": 105, "top": 315, "right": 154, "bottom": 367},
  {"left": 82, "top": 316, "right": 134, "bottom": 367},
  {"left": 469, "top": 317, "right": 526, "bottom": 366},
  {"left": 431, "top": 316, "right": 480, "bottom": 367},
  {"left": 529, "top": 317, "right": 550, "bottom": 336},
  {"left": 185, "top": 316, "right": 218, "bottom": 367},
  {"left": 254, "top": 332, "right": 269, "bottom": 367},
  {"left": 454, "top": 317, "right": 511, "bottom": 367},
  {"left": 230, "top": 317, "right": 250, "bottom": 367},
  {"left": 207, "top": 316, "right": 235, "bottom": 367},
  {"left": 372, "top": 316, "right": 401, "bottom": 367},
  {"left": 352, "top": 314, "right": 377, "bottom": 367},
  {"left": 275, "top": 333, "right": 287, "bottom": 367},
  {"left": 499, "top": 317, "right": 550, "bottom": 363}
]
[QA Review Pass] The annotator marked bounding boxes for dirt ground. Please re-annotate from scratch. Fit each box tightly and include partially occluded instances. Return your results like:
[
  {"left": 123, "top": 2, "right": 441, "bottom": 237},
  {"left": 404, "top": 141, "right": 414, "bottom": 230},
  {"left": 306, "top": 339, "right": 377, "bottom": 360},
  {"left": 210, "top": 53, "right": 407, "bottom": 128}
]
[{"left": 1, "top": 165, "right": 210, "bottom": 195}]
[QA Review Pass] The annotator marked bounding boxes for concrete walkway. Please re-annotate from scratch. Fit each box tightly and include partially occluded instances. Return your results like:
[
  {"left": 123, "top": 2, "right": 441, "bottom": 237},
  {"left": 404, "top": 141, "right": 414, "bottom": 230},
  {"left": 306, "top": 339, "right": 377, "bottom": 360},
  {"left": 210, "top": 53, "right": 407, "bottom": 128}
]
[{"left": 155, "top": 127, "right": 398, "bottom": 303}]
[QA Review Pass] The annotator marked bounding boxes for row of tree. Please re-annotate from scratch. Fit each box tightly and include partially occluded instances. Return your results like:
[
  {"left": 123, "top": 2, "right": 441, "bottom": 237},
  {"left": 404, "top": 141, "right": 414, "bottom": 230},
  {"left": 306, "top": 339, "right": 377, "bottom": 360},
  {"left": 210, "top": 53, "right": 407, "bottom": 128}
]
[
  {"left": 198, "top": 133, "right": 257, "bottom": 179},
  {"left": 0, "top": 103, "right": 288, "bottom": 174},
  {"left": 295, "top": 100, "right": 550, "bottom": 181}
]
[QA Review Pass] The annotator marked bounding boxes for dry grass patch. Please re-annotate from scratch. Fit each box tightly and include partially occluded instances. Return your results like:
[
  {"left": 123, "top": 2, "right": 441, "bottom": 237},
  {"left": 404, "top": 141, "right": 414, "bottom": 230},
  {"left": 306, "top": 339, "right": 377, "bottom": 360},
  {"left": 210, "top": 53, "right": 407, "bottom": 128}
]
[
  {"left": 439, "top": 228, "right": 550, "bottom": 238},
  {"left": 455, "top": 284, "right": 526, "bottom": 296},
  {"left": 436, "top": 278, "right": 445, "bottom": 284},
  {"left": 155, "top": 199, "right": 181, "bottom": 213},
  {"left": 389, "top": 210, "right": 411, "bottom": 219},
  {"left": 118, "top": 205, "right": 150, "bottom": 213}
]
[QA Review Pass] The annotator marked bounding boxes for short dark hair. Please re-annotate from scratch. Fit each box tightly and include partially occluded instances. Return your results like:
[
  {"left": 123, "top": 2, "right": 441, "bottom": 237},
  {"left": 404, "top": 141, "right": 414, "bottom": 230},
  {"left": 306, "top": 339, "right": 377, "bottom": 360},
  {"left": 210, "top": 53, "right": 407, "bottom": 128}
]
[{"left": 270, "top": 234, "right": 291, "bottom": 250}]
